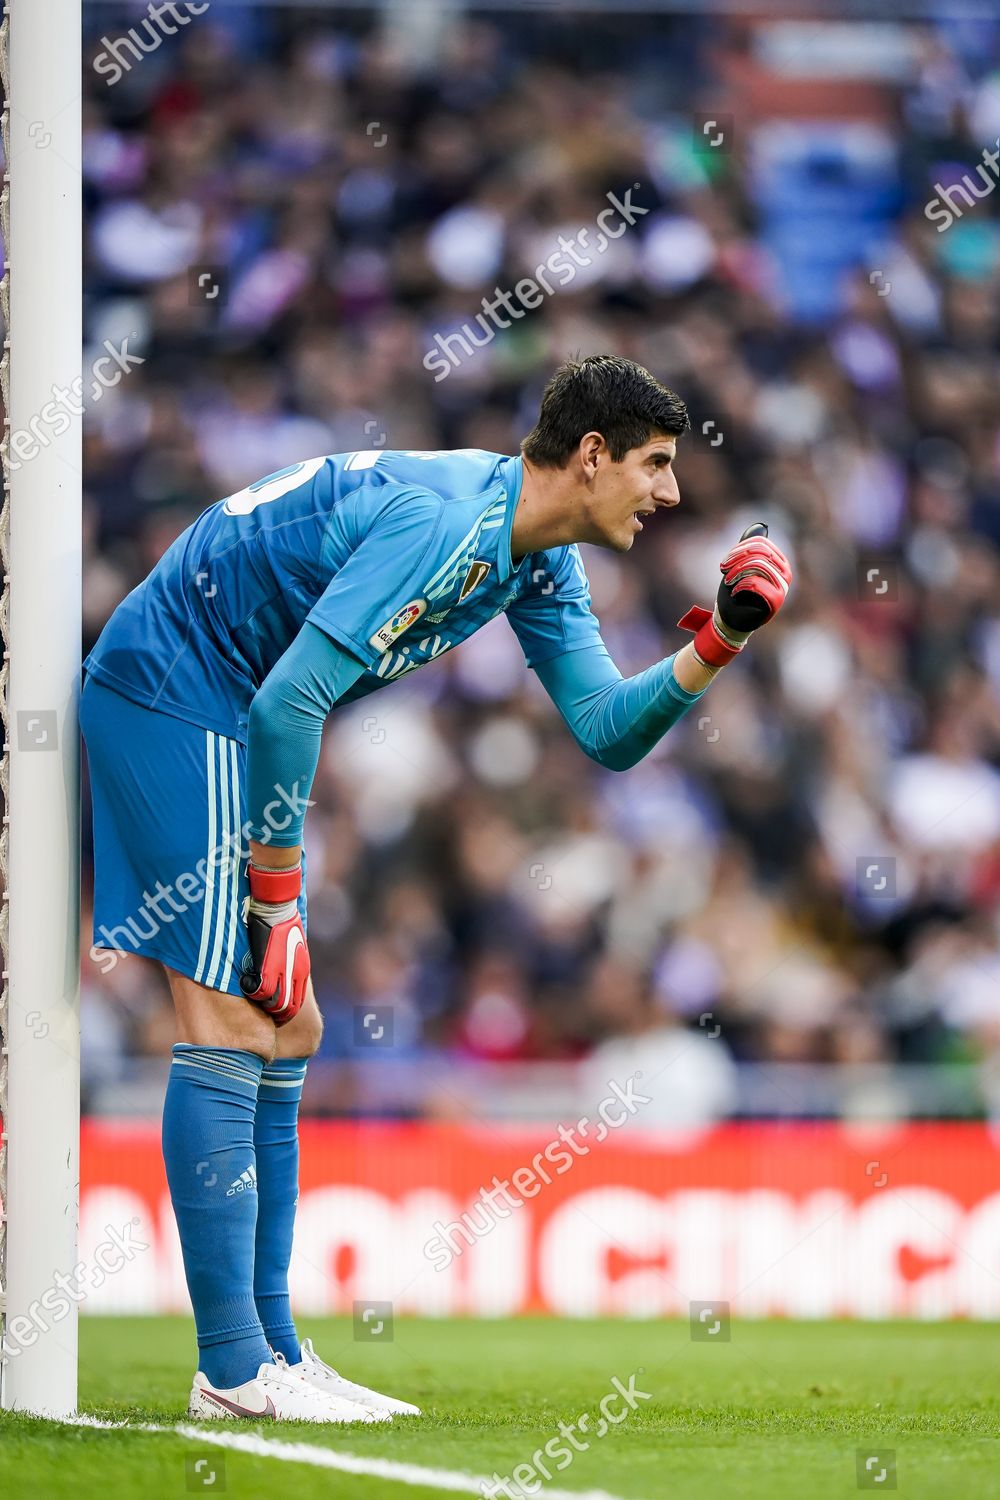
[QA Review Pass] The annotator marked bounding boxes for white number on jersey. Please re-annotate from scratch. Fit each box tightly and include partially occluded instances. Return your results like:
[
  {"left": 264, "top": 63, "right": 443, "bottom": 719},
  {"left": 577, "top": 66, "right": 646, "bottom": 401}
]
[{"left": 222, "top": 456, "right": 327, "bottom": 515}]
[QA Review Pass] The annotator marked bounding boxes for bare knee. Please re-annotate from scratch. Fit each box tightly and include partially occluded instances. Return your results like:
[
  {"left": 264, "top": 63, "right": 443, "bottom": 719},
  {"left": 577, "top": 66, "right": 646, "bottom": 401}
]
[{"left": 273, "top": 986, "right": 324, "bottom": 1060}]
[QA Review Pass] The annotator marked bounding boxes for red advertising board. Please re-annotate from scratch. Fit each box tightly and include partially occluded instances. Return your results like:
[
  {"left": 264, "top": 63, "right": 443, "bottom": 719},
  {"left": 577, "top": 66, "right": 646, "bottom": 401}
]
[{"left": 79, "top": 1121, "right": 1000, "bottom": 1318}]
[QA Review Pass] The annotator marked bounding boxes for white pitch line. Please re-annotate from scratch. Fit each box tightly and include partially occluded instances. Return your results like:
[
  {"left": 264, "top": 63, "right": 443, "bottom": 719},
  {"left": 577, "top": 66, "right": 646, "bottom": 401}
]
[{"left": 60, "top": 1414, "right": 634, "bottom": 1500}]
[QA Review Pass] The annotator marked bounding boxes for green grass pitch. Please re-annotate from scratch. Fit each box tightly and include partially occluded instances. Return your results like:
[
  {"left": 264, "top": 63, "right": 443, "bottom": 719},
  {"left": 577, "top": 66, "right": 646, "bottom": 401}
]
[{"left": 1, "top": 1317, "right": 998, "bottom": 1499}]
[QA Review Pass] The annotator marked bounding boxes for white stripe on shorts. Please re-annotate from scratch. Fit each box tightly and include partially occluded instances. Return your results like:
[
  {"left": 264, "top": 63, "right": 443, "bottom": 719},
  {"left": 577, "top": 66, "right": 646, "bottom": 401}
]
[
  {"left": 218, "top": 737, "right": 242, "bottom": 992},
  {"left": 193, "top": 729, "right": 244, "bottom": 992},
  {"left": 205, "top": 733, "right": 233, "bottom": 989},
  {"left": 194, "top": 731, "right": 218, "bottom": 984}
]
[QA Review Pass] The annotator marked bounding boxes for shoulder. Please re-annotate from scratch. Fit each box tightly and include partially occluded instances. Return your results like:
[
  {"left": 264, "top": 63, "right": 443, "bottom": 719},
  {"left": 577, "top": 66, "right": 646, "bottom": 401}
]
[
  {"left": 341, "top": 448, "right": 509, "bottom": 502},
  {"left": 516, "top": 544, "right": 590, "bottom": 602},
  {"left": 354, "top": 480, "right": 447, "bottom": 530}
]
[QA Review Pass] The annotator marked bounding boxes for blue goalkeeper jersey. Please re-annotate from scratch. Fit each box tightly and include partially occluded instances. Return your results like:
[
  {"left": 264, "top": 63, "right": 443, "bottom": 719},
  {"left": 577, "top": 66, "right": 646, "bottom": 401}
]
[{"left": 85, "top": 448, "right": 603, "bottom": 742}]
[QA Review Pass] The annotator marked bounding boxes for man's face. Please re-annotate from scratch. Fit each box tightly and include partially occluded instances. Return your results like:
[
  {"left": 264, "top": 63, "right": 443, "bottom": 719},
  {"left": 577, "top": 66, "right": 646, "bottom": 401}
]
[{"left": 578, "top": 433, "right": 681, "bottom": 552}]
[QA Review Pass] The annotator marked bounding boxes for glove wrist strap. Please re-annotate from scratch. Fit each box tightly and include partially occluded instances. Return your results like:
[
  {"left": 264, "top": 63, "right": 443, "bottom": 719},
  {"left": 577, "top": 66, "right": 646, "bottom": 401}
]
[
  {"left": 248, "top": 861, "right": 302, "bottom": 905},
  {"left": 677, "top": 605, "right": 746, "bottom": 668}
]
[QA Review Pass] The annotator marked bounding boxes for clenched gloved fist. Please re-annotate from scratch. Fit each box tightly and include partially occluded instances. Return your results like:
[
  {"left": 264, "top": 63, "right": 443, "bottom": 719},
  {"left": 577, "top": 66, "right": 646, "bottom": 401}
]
[
  {"left": 239, "top": 861, "right": 310, "bottom": 1026},
  {"left": 678, "top": 523, "right": 792, "bottom": 668}
]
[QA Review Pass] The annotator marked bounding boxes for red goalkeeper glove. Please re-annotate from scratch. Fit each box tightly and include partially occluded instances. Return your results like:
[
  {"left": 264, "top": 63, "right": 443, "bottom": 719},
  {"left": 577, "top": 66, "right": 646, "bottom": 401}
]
[
  {"left": 239, "top": 862, "right": 311, "bottom": 1026},
  {"left": 678, "top": 522, "right": 792, "bottom": 668}
]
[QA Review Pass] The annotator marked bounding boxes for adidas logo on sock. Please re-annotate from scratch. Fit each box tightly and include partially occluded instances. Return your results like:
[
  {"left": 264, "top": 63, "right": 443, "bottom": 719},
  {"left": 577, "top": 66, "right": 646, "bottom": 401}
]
[{"left": 226, "top": 1164, "right": 257, "bottom": 1197}]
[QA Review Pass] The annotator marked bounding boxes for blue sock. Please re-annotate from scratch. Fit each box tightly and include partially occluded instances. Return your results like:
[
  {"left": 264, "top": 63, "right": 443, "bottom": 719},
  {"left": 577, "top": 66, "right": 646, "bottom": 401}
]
[
  {"left": 253, "top": 1057, "right": 308, "bottom": 1365},
  {"left": 162, "top": 1043, "right": 273, "bottom": 1389}
]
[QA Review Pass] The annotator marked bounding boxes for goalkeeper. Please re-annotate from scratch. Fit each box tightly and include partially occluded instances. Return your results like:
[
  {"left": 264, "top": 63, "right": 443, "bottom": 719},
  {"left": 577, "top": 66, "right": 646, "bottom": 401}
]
[{"left": 81, "top": 355, "right": 791, "bottom": 1422}]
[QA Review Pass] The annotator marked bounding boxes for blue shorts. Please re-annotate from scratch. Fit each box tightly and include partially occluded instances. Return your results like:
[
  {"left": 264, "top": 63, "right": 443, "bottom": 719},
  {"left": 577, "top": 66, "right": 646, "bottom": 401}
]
[{"left": 81, "top": 676, "right": 306, "bottom": 997}]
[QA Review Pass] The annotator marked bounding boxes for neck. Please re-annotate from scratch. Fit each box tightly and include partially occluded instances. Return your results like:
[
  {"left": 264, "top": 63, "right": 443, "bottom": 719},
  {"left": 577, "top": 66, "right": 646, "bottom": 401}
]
[{"left": 510, "top": 456, "right": 587, "bottom": 561}]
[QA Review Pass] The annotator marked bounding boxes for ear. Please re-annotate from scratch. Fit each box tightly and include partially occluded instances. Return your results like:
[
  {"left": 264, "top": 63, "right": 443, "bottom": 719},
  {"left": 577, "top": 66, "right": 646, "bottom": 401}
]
[{"left": 579, "top": 431, "right": 606, "bottom": 478}]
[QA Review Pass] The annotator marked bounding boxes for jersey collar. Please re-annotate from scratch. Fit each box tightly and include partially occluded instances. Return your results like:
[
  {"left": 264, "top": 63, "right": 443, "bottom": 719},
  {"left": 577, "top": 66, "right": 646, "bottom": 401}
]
[{"left": 498, "top": 455, "right": 526, "bottom": 583}]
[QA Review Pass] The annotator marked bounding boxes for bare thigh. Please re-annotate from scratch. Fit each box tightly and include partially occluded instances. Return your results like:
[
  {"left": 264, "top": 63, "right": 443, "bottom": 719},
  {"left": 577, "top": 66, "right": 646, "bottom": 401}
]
[{"left": 164, "top": 967, "right": 324, "bottom": 1062}]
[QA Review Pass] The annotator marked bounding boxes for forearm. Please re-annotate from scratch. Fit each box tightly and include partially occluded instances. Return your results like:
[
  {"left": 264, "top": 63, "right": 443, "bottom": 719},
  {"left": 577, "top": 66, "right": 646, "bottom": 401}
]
[
  {"left": 250, "top": 838, "right": 301, "bottom": 870},
  {"left": 535, "top": 643, "right": 713, "bottom": 773},
  {"left": 246, "top": 623, "right": 367, "bottom": 854},
  {"left": 671, "top": 639, "right": 722, "bottom": 694},
  {"left": 245, "top": 689, "right": 323, "bottom": 853}
]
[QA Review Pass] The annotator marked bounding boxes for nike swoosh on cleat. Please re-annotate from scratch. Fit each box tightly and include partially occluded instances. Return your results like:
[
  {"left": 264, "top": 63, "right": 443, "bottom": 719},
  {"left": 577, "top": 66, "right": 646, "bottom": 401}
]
[{"left": 201, "top": 1389, "right": 277, "bottom": 1419}]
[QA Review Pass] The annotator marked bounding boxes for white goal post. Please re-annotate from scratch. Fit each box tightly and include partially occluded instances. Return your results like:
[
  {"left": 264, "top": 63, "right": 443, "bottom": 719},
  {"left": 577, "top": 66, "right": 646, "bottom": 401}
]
[{"left": 0, "top": 0, "right": 82, "bottom": 1416}]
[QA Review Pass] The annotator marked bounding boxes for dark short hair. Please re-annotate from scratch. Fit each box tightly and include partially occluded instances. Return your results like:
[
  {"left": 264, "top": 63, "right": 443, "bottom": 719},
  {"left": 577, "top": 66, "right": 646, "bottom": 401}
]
[{"left": 520, "top": 355, "right": 689, "bottom": 467}]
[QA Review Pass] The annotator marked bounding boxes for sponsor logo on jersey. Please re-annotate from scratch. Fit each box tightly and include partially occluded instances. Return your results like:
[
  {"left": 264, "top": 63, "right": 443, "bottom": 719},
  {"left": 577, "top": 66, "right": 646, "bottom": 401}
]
[
  {"left": 369, "top": 598, "right": 428, "bottom": 654},
  {"left": 375, "top": 633, "right": 453, "bottom": 680},
  {"left": 458, "top": 559, "right": 491, "bottom": 602}
]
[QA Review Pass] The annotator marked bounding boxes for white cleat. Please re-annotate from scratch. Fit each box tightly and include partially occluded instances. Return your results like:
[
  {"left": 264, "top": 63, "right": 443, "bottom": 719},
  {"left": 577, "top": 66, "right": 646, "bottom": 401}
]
[
  {"left": 290, "top": 1338, "right": 421, "bottom": 1416},
  {"left": 189, "top": 1358, "right": 387, "bottom": 1423}
]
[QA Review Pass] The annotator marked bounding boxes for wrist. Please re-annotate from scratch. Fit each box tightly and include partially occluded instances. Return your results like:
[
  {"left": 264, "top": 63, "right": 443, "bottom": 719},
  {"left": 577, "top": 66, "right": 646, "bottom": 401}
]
[{"left": 671, "top": 643, "right": 719, "bottom": 694}]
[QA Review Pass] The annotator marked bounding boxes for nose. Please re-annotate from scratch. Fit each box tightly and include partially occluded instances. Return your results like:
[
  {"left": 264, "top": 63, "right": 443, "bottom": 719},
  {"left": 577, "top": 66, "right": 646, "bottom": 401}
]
[{"left": 656, "top": 469, "right": 680, "bottom": 508}]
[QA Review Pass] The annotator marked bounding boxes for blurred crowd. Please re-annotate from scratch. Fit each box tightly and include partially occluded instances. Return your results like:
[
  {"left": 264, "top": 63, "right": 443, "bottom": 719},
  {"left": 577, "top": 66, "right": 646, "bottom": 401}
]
[{"left": 79, "top": 2, "right": 1000, "bottom": 1119}]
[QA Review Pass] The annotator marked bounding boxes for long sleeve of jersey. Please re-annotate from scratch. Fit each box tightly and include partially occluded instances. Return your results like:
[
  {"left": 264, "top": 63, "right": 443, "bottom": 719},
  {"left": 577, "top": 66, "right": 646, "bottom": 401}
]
[
  {"left": 247, "top": 627, "right": 708, "bottom": 847},
  {"left": 533, "top": 643, "right": 708, "bottom": 771},
  {"left": 246, "top": 623, "right": 366, "bottom": 847}
]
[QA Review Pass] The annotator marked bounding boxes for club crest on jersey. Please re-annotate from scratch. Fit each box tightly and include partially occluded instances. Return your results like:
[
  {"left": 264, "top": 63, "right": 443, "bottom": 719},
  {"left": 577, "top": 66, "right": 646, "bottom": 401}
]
[
  {"left": 369, "top": 598, "right": 427, "bottom": 654},
  {"left": 459, "top": 559, "right": 491, "bottom": 603}
]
